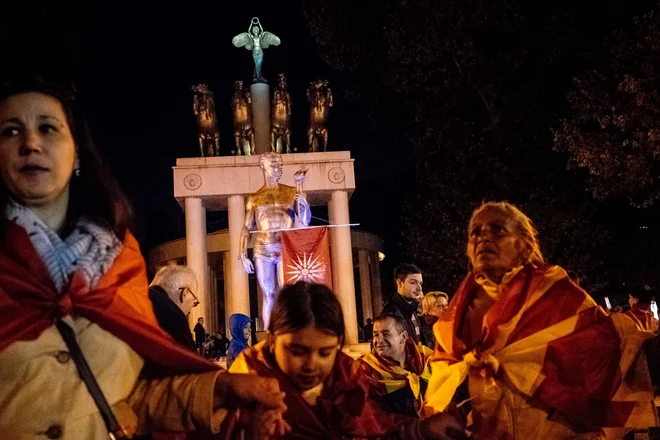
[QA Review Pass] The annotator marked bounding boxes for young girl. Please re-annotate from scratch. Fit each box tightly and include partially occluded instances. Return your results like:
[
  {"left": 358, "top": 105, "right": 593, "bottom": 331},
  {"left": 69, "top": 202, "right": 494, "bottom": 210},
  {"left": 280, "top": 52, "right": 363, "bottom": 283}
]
[{"left": 229, "top": 282, "right": 465, "bottom": 440}]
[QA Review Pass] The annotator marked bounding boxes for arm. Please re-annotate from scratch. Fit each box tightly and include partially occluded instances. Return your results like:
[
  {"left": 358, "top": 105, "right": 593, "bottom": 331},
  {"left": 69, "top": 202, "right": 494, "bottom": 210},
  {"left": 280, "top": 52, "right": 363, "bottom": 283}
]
[
  {"left": 239, "top": 198, "right": 256, "bottom": 273},
  {"left": 126, "top": 371, "right": 287, "bottom": 436},
  {"left": 294, "top": 192, "right": 311, "bottom": 227}
]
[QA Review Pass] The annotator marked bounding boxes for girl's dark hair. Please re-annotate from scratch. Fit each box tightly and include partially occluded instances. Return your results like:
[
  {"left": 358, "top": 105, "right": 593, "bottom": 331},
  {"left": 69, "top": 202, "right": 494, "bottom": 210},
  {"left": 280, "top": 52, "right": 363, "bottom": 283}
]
[
  {"left": 0, "top": 80, "right": 132, "bottom": 239},
  {"left": 268, "top": 282, "right": 345, "bottom": 343}
]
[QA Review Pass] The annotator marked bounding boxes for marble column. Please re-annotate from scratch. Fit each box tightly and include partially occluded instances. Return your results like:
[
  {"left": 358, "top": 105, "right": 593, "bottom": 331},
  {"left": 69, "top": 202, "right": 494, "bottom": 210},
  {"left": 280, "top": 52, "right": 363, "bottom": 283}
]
[
  {"left": 358, "top": 250, "right": 373, "bottom": 323},
  {"left": 223, "top": 251, "right": 232, "bottom": 334},
  {"left": 250, "top": 83, "right": 271, "bottom": 155},
  {"left": 185, "top": 197, "right": 208, "bottom": 326},
  {"left": 369, "top": 251, "right": 384, "bottom": 316},
  {"left": 209, "top": 267, "right": 217, "bottom": 333},
  {"left": 328, "top": 190, "right": 359, "bottom": 345},
  {"left": 227, "top": 195, "right": 251, "bottom": 320}
]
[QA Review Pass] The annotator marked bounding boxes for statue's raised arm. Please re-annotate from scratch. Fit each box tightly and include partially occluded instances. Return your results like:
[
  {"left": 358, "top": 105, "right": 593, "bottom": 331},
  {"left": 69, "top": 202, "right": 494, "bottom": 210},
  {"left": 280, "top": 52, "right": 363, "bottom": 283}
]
[{"left": 232, "top": 17, "right": 280, "bottom": 83}]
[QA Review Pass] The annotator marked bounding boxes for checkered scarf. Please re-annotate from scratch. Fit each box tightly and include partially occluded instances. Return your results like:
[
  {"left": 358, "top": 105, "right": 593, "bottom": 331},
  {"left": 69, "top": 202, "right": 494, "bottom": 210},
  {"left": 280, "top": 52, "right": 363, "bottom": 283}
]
[{"left": 5, "top": 201, "right": 122, "bottom": 292}]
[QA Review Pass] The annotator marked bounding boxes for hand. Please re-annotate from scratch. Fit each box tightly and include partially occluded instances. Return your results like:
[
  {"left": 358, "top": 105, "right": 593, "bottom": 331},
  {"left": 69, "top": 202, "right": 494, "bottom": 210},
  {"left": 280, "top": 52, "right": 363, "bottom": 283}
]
[
  {"left": 253, "top": 406, "right": 291, "bottom": 439},
  {"left": 293, "top": 169, "right": 308, "bottom": 185},
  {"left": 215, "top": 373, "right": 286, "bottom": 411},
  {"left": 239, "top": 254, "right": 255, "bottom": 274},
  {"left": 420, "top": 412, "right": 468, "bottom": 440}
]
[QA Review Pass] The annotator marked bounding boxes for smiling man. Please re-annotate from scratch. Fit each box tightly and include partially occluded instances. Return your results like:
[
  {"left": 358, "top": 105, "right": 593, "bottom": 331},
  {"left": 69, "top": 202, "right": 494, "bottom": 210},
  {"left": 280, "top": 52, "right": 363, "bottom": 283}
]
[
  {"left": 381, "top": 263, "right": 426, "bottom": 345},
  {"left": 359, "top": 313, "right": 433, "bottom": 417}
]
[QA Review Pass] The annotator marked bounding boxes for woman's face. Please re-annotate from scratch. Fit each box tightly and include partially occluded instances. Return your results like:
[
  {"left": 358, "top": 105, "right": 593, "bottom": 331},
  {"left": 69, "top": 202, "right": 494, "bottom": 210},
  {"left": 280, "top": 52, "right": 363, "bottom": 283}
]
[
  {"left": 243, "top": 322, "right": 252, "bottom": 341},
  {"left": 467, "top": 207, "right": 527, "bottom": 283},
  {"left": 431, "top": 296, "right": 448, "bottom": 317},
  {"left": 0, "top": 92, "right": 76, "bottom": 208},
  {"left": 272, "top": 326, "right": 341, "bottom": 391}
]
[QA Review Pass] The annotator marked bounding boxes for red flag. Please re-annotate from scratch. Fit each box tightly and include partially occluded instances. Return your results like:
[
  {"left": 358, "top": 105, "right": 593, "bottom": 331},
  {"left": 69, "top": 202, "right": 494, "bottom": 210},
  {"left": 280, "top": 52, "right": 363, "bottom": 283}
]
[{"left": 281, "top": 227, "right": 333, "bottom": 288}]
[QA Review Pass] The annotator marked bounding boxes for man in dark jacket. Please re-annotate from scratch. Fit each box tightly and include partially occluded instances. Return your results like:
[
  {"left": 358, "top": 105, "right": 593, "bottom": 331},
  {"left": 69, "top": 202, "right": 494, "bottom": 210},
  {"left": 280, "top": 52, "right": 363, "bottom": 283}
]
[
  {"left": 148, "top": 265, "right": 200, "bottom": 350},
  {"left": 194, "top": 317, "right": 206, "bottom": 350},
  {"left": 381, "top": 263, "right": 425, "bottom": 345}
]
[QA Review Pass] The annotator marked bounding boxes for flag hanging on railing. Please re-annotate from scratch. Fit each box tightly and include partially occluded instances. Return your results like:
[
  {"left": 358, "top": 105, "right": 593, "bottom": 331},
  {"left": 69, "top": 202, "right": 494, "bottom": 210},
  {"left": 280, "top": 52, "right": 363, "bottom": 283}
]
[{"left": 281, "top": 227, "right": 332, "bottom": 288}]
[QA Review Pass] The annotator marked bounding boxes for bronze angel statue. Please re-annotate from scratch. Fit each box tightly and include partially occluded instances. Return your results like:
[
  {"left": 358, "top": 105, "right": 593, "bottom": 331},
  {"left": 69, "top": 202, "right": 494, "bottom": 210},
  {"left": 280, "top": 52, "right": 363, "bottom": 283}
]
[{"left": 232, "top": 17, "right": 281, "bottom": 83}]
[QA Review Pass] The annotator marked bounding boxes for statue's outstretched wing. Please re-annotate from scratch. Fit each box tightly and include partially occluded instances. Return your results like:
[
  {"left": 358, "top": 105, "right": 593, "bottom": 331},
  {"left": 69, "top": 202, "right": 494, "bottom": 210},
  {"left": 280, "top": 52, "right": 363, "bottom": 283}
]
[
  {"left": 232, "top": 32, "right": 253, "bottom": 51},
  {"left": 261, "top": 32, "right": 281, "bottom": 49}
]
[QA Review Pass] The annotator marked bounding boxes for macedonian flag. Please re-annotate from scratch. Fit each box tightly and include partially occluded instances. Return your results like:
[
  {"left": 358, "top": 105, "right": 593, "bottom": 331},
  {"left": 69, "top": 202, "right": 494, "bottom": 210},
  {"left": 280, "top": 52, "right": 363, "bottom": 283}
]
[
  {"left": 424, "top": 264, "right": 658, "bottom": 438},
  {"left": 281, "top": 226, "right": 332, "bottom": 288}
]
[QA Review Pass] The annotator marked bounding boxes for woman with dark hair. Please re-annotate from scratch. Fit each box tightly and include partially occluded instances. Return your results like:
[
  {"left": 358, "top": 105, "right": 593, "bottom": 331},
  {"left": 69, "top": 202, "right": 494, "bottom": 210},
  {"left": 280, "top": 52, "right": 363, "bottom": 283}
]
[
  {"left": 0, "top": 83, "right": 286, "bottom": 439},
  {"left": 229, "top": 281, "right": 466, "bottom": 440}
]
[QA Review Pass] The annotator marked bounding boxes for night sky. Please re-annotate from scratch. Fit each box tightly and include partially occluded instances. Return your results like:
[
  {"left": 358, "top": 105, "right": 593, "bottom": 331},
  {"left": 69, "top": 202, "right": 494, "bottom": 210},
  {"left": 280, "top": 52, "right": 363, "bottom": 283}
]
[{"left": 2, "top": 2, "right": 411, "bottom": 273}]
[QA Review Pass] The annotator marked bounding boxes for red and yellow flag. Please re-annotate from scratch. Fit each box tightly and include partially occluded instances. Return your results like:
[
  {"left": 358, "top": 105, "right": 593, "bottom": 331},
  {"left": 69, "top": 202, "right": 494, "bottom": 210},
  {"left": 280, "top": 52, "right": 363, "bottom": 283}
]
[
  {"left": 424, "top": 265, "right": 658, "bottom": 438},
  {"left": 281, "top": 227, "right": 332, "bottom": 288}
]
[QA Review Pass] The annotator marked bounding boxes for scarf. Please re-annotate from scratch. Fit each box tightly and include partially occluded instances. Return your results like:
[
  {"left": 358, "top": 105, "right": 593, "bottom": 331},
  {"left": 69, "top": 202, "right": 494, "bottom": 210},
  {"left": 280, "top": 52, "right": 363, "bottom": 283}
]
[
  {"left": 360, "top": 339, "right": 433, "bottom": 409},
  {"left": 5, "top": 201, "right": 121, "bottom": 291},
  {"left": 0, "top": 218, "right": 218, "bottom": 373}
]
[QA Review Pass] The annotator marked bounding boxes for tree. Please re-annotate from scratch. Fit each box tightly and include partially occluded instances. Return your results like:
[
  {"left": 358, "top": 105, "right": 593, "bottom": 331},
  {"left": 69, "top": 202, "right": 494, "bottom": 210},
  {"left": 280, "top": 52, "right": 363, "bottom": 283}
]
[
  {"left": 303, "top": 0, "right": 656, "bottom": 297},
  {"left": 554, "top": 8, "right": 660, "bottom": 208}
]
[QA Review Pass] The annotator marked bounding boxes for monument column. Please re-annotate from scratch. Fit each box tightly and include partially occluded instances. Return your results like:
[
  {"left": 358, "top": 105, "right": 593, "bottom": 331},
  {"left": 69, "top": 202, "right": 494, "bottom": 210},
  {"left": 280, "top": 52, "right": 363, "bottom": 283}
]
[
  {"left": 222, "top": 251, "right": 232, "bottom": 332},
  {"left": 358, "top": 250, "right": 373, "bottom": 323},
  {"left": 227, "top": 195, "right": 251, "bottom": 319},
  {"left": 185, "top": 197, "right": 208, "bottom": 325},
  {"left": 370, "top": 251, "right": 384, "bottom": 316},
  {"left": 328, "top": 190, "right": 358, "bottom": 345},
  {"left": 250, "top": 83, "right": 271, "bottom": 154}
]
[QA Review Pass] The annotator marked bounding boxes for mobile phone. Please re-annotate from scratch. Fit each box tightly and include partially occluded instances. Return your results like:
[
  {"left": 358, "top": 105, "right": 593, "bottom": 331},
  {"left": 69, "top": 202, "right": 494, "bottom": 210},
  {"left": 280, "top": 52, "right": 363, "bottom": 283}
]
[
  {"left": 604, "top": 297, "right": 612, "bottom": 309},
  {"left": 651, "top": 301, "right": 658, "bottom": 320}
]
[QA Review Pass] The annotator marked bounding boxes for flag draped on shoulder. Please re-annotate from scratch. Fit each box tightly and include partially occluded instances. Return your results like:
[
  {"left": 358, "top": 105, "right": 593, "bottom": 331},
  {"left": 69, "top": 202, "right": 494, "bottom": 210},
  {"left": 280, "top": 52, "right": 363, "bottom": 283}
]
[
  {"left": 424, "top": 264, "right": 658, "bottom": 438},
  {"left": 281, "top": 227, "right": 332, "bottom": 288}
]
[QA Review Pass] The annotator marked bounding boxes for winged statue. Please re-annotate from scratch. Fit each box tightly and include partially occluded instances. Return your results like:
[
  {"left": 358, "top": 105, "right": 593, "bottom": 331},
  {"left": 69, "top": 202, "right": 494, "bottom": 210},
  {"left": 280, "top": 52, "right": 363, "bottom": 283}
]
[{"left": 232, "top": 17, "right": 281, "bottom": 83}]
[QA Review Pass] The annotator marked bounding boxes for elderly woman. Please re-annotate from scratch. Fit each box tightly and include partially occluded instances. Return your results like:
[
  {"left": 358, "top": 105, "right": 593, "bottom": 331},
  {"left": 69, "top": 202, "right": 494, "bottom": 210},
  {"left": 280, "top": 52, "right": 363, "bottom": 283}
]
[
  {"left": 424, "top": 202, "right": 657, "bottom": 439},
  {"left": 0, "top": 83, "right": 287, "bottom": 439},
  {"left": 421, "top": 291, "right": 449, "bottom": 349}
]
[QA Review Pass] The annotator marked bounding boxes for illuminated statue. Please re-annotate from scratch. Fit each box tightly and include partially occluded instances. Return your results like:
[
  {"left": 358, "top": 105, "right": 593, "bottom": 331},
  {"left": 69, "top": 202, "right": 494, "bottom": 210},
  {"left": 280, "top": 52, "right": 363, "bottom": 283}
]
[
  {"left": 239, "top": 152, "right": 311, "bottom": 328},
  {"left": 232, "top": 17, "right": 281, "bottom": 83},
  {"left": 271, "top": 73, "right": 292, "bottom": 154},
  {"left": 231, "top": 80, "right": 255, "bottom": 156},
  {"left": 192, "top": 84, "right": 220, "bottom": 157},
  {"left": 306, "top": 79, "right": 333, "bottom": 152}
]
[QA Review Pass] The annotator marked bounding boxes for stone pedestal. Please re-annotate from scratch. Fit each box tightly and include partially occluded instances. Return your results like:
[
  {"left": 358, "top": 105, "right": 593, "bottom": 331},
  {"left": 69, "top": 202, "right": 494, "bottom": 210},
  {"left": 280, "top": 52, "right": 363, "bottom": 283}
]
[
  {"left": 250, "top": 83, "right": 271, "bottom": 154},
  {"left": 173, "top": 152, "right": 359, "bottom": 339}
]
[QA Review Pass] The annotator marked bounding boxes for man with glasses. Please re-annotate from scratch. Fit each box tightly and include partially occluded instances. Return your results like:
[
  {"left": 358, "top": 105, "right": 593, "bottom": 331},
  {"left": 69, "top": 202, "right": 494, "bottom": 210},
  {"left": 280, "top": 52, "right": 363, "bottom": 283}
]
[{"left": 148, "top": 265, "right": 200, "bottom": 350}]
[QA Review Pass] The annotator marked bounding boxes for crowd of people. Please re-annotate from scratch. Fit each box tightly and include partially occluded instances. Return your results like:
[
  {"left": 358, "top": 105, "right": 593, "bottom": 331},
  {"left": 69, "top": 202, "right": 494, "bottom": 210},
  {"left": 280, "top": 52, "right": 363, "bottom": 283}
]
[{"left": 1, "top": 81, "right": 659, "bottom": 439}]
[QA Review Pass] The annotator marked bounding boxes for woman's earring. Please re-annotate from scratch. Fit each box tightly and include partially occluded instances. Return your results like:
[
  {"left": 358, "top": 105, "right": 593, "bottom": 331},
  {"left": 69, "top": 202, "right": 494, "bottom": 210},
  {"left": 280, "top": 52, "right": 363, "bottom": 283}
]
[{"left": 74, "top": 168, "right": 81, "bottom": 177}]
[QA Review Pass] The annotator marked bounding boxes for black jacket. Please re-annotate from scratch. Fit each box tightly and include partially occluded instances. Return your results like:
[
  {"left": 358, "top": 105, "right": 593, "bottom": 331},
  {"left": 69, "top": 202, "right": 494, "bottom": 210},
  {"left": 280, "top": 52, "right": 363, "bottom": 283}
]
[
  {"left": 148, "top": 286, "right": 196, "bottom": 350},
  {"left": 381, "top": 293, "right": 425, "bottom": 346}
]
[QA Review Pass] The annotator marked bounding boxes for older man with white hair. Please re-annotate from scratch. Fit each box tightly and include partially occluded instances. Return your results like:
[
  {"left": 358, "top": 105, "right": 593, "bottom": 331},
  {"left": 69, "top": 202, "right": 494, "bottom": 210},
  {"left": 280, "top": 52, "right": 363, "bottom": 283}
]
[{"left": 148, "top": 265, "right": 200, "bottom": 350}]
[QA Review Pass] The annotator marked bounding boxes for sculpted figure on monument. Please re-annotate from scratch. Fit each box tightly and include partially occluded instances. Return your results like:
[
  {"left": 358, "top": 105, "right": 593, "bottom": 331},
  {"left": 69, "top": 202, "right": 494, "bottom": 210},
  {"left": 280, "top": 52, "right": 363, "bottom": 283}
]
[
  {"left": 239, "top": 152, "right": 311, "bottom": 328},
  {"left": 231, "top": 80, "right": 255, "bottom": 156},
  {"left": 232, "top": 17, "right": 281, "bottom": 83},
  {"left": 306, "top": 79, "right": 333, "bottom": 152},
  {"left": 271, "top": 73, "right": 292, "bottom": 154},
  {"left": 192, "top": 84, "right": 220, "bottom": 157}
]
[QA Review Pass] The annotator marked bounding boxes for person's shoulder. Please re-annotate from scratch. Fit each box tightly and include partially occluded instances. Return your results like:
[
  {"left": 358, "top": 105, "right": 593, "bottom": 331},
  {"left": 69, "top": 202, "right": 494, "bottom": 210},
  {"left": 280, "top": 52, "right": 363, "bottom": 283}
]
[{"left": 381, "top": 299, "right": 404, "bottom": 315}]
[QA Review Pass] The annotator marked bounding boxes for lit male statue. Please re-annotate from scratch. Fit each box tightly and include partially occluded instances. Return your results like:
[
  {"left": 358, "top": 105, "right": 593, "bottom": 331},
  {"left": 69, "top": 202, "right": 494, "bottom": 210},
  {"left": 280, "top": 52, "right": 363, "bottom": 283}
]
[{"left": 239, "top": 152, "right": 311, "bottom": 328}]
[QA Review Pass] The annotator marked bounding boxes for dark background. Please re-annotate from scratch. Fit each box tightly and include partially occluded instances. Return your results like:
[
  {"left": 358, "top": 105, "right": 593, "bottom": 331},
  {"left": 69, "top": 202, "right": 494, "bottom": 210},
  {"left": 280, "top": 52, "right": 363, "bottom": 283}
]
[{"left": 4, "top": 0, "right": 660, "bottom": 307}]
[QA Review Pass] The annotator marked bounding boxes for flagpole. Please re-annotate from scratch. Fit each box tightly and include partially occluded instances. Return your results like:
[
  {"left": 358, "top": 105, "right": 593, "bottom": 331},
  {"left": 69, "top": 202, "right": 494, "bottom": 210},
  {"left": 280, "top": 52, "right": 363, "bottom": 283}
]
[{"left": 248, "top": 224, "right": 359, "bottom": 234}]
